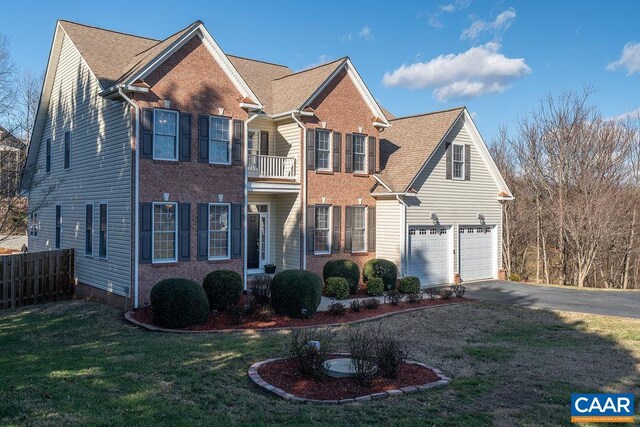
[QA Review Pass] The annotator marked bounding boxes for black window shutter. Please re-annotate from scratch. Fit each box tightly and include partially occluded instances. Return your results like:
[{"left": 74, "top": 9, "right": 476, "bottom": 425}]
[
  {"left": 345, "top": 134, "right": 353, "bottom": 173},
  {"left": 197, "top": 203, "right": 208, "bottom": 260},
  {"left": 344, "top": 206, "right": 353, "bottom": 253},
  {"left": 333, "top": 132, "right": 342, "bottom": 172},
  {"left": 139, "top": 203, "right": 152, "bottom": 263},
  {"left": 198, "top": 115, "right": 209, "bottom": 163},
  {"left": 179, "top": 113, "right": 192, "bottom": 162},
  {"left": 464, "top": 144, "right": 471, "bottom": 181},
  {"left": 332, "top": 206, "right": 341, "bottom": 253},
  {"left": 306, "top": 205, "right": 315, "bottom": 254},
  {"left": 141, "top": 109, "right": 154, "bottom": 159},
  {"left": 232, "top": 120, "right": 243, "bottom": 165},
  {"left": 178, "top": 203, "right": 190, "bottom": 261},
  {"left": 231, "top": 204, "right": 242, "bottom": 258},
  {"left": 64, "top": 131, "right": 70, "bottom": 169},
  {"left": 445, "top": 142, "right": 452, "bottom": 180},
  {"left": 368, "top": 207, "right": 376, "bottom": 252},
  {"left": 306, "top": 129, "right": 315, "bottom": 171},
  {"left": 368, "top": 136, "right": 376, "bottom": 174},
  {"left": 260, "top": 131, "right": 269, "bottom": 155}
]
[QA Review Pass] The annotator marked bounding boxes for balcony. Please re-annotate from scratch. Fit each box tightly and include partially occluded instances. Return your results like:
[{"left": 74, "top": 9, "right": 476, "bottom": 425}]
[{"left": 248, "top": 154, "right": 297, "bottom": 181}]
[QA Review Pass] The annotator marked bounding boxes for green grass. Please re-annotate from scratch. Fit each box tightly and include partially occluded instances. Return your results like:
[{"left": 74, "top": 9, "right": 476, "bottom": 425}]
[{"left": 1, "top": 301, "right": 639, "bottom": 426}]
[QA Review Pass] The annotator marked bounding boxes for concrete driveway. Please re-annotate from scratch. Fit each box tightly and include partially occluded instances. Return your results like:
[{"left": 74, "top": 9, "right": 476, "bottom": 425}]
[{"left": 464, "top": 280, "right": 640, "bottom": 319}]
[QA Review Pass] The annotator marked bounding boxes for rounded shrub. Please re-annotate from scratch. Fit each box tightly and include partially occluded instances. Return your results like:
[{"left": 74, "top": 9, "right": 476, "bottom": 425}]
[
  {"left": 202, "top": 270, "right": 243, "bottom": 311},
  {"left": 363, "top": 259, "right": 398, "bottom": 291},
  {"left": 398, "top": 276, "right": 421, "bottom": 294},
  {"left": 325, "top": 277, "right": 350, "bottom": 299},
  {"left": 322, "top": 259, "right": 360, "bottom": 294},
  {"left": 367, "top": 277, "right": 384, "bottom": 296},
  {"left": 150, "top": 278, "right": 209, "bottom": 328},
  {"left": 271, "top": 269, "right": 323, "bottom": 318}
]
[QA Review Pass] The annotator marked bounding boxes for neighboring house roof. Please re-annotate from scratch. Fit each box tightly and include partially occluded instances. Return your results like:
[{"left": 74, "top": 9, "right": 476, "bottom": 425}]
[
  {"left": 377, "top": 107, "right": 464, "bottom": 193},
  {"left": 0, "top": 126, "right": 27, "bottom": 151},
  {"left": 227, "top": 55, "right": 293, "bottom": 111}
]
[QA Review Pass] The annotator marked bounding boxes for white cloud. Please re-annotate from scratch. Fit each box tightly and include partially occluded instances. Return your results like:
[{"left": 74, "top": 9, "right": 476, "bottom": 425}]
[
  {"left": 342, "top": 32, "right": 353, "bottom": 42},
  {"left": 382, "top": 42, "right": 531, "bottom": 101},
  {"left": 439, "top": 3, "right": 456, "bottom": 13},
  {"left": 607, "top": 42, "right": 640, "bottom": 76},
  {"left": 427, "top": 14, "right": 443, "bottom": 28},
  {"left": 461, "top": 8, "right": 516, "bottom": 41},
  {"left": 610, "top": 108, "right": 640, "bottom": 122},
  {"left": 424, "top": 1, "right": 470, "bottom": 28},
  {"left": 440, "top": 0, "right": 470, "bottom": 13},
  {"left": 359, "top": 26, "right": 373, "bottom": 42}
]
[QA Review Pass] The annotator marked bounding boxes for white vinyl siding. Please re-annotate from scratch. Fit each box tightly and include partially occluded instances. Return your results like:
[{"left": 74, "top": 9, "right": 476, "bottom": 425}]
[
  {"left": 209, "top": 116, "right": 231, "bottom": 164},
  {"left": 452, "top": 144, "right": 464, "bottom": 180},
  {"left": 404, "top": 117, "right": 502, "bottom": 276},
  {"left": 153, "top": 109, "right": 178, "bottom": 160},
  {"left": 376, "top": 198, "right": 401, "bottom": 267},
  {"left": 28, "top": 33, "right": 132, "bottom": 297}
]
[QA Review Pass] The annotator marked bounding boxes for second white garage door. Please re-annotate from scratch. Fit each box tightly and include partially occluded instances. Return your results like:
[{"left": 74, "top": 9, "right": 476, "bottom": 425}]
[
  {"left": 408, "top": 226, "right": 451, "bottom": 286},
  {"left": 459, "top": 225, "right": 495, "bottom": 281}
]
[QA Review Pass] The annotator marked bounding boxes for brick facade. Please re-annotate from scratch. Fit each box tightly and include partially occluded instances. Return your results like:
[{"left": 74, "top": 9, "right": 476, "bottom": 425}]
[
  {"left": 133, "top": 37, "right": 247, "bottom": 304},
  {"left": 303, "top": 68, "right": 379, "bottom": 284}
]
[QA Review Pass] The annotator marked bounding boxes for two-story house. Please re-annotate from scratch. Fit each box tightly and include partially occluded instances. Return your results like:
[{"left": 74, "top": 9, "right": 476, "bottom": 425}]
[{"left": 22, "top": 20, "right": 512, "bottom": 309}]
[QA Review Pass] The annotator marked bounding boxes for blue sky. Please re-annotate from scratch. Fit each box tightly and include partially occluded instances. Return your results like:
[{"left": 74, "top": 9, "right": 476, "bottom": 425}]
[{"left": 2, "top": 0, "right": 639, "bottom": 141}]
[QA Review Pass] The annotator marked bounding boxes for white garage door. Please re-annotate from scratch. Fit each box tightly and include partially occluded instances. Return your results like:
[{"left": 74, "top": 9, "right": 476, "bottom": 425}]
[
  {"left": 459, "top": 225, "right": 495, "bottom": 281},
  {"left": 408, "top": 226, "right": 451, "bottom": 286}
]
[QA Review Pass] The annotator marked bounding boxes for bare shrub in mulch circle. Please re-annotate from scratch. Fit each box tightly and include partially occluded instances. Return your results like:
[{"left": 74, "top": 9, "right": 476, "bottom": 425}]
[
  {"left": 327, "top": 302, "right": 347, "bottom": 316},
  {"left": 347, "top": 327, "right": 378, "bottom": 385},
  {"left": 374, "top": 325, "right": 408, "bottom": 378},
  {"left": 290, "top": 329, "right": 334, "bottom": 378}
]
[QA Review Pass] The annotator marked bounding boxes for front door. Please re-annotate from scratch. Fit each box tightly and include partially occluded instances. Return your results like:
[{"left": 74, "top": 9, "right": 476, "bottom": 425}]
[{"left": 247, "top": 204, "right": 269, "bottom": 270}]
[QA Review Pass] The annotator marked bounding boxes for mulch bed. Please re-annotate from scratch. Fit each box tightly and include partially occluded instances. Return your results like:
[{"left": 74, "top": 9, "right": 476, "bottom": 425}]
[
  {"left": 257, "top": 355, "right": 440, "bottom": 400},
  {"left": 130, "top": 297, "right": 470, "bottom": 332}
]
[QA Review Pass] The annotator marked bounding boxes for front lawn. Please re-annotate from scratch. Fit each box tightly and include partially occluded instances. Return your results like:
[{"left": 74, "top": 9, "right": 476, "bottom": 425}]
[{"left": 1, "top": 301, "right": 638, "bottom": 426}]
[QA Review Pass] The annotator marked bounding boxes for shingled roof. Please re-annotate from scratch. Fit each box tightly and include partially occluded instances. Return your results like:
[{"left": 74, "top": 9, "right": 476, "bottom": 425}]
[
  {"left": 227, "top": 55, "right": 293, "bottom": 111},
  {"left": 376, "top": 107, "right": 465, "bottom": 193}
]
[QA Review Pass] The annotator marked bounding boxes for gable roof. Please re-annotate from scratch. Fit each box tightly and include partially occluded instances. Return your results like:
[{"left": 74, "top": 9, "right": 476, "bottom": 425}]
[
  {"left": 376, "top": 107, "right": 464, "bottom": 193},
  {"left": 227, "top": 55, "right": 293, "bottom": 111}
]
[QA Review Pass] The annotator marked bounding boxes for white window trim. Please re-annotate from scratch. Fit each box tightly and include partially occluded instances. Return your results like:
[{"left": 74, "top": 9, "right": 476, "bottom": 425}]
[
  {"left": 352, "top": 133, "right": 368, "bottom": 174},
  {"left": 98, "top": 202, "right": 108, "bottom": 260},
  {"left": 452, "top": 143, "right": 465, "bottom": 180},
  {"left": 153, "top": 108, "right": 179, "bottom": 161},
  {"left": 29, "top": 212, "right": 39, "bottom": 239},
  {"left": 314, "top": 205, "right": 332, "bottom": 255},
  {"left": 152, "top": 201, "right": 179, "bottom": 263},
  {"left": 352, "top": 205, "right": 368, "bottom": 253},
  {"left": 209, "top": 115, "right": 232, "bottom": 165},
  {"left": 85, "top": 203, "right": 94, "bottom": 256},
  {"left": 315, "top": 129, "right": 332, "bottom": 171},
  {"left": 208, "top": 202, "right": 231, "bottom": 260}
]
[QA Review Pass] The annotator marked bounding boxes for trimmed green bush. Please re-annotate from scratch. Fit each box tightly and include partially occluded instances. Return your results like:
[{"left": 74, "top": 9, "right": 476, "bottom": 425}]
[
  {"left": 271, "top": 269, "right": 323, "bottom": 318},
  {"left": 363, "top": 259, "right": 398, "bottom": 291},
  {"left": 367, "top": 277, "right": 384, "bottom": 296},
  {"left": 322, "top": 259, "right": 360, "bottom": 293},
  {"left": 325, "top": 277, "right": 350, "bottom": 299},
  {"left": 150, "top": 278, "right": 209, "bottom": 328},
  {"left": 202, "top": 270, "right": 243, "bottom": 311},
  {"left": 398, "top": 276, "right": 421, "bottom": 294}
]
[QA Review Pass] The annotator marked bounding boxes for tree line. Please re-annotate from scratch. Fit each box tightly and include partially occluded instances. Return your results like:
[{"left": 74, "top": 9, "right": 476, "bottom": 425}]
[{"left": 491, "top": 88, "right": 640, "bottom": 288}]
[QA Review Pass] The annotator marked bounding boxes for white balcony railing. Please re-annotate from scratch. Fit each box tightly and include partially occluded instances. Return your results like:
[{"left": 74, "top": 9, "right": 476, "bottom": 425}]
[{"left": 248, "top": 154, "right": 297, "bottom": 180}]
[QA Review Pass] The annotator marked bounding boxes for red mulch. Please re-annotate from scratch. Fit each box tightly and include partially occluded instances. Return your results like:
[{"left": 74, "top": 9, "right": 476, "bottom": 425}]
[
  {"left": 130, "top": 296, "right": 470, "bottom": 331},
  {"left": 258, "top": 356, "right": 440, "bottom": 400}
]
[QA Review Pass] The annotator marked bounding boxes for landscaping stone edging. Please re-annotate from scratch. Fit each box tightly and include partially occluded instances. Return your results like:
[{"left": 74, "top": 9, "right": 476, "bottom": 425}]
[
  {"left": 124, "top": 300, "right": 475, "bottom": 334},
  {"left": 247, "top": 353, "right": 451, "bottom": 404}
]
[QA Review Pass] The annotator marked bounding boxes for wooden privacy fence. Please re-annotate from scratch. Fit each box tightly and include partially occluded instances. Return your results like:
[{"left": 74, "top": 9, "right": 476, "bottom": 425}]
[{"left": 1, "top": 249, "right": 75, "bottom": 309}]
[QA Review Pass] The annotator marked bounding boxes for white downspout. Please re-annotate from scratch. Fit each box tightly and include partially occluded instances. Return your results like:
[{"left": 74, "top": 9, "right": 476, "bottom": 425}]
[
  {"left": 290, "top": 112, "right": 306, "bottom": 269},
  {"left": 118, "top": 87, "right": 140, "bottom": 308},
  {"left": 244, "top": 113, "right": 260, "bottom": 290},
  {"left": 396, "top": 195, "right": 407, "bottom": 277}
]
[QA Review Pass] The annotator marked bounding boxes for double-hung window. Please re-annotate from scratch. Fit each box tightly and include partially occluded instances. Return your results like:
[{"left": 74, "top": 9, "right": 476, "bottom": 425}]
[
  {"left": 352, "top": 206, "right": 366, "bottom": 252},
  {"left": 153, "top": 202, "right": 177, "bottom": 262},
  {"left": 85, "top": 204, "right": 93, "bottom": 255},
  {"left": 353, "top": 134, "right": 366, "bottom": 173},
  {"left": 209, "top": 116, "right": 231, "bottom": 164},
  {"left": 314, "top": 206, "right": 331, "bottom": 254},
  {"left": 153, "top": 109, "right": 179, "bottom": 160},
  {"left": 55, "top": 205, "right": 62, "bottom": 249},
  {"left": 316, "top": 130, "right": 331, "bottom": 170},
  {"left": 452, "top": 144, "right": 464, "bottom": 179},
  {"left": 209, "top": 203, "right": 230, "bottom": 259},
  {"left": 99, "top": 204, "right": 108, "bottom": 258}
]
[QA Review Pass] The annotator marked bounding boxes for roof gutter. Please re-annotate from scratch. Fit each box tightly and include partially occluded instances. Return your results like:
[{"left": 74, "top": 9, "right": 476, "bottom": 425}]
[
  {"left": 100, "top": 84, "right": 149, "bottom": 98},
  {"left": 270, "top": 109, "right": 315, "bottom": 120}
]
